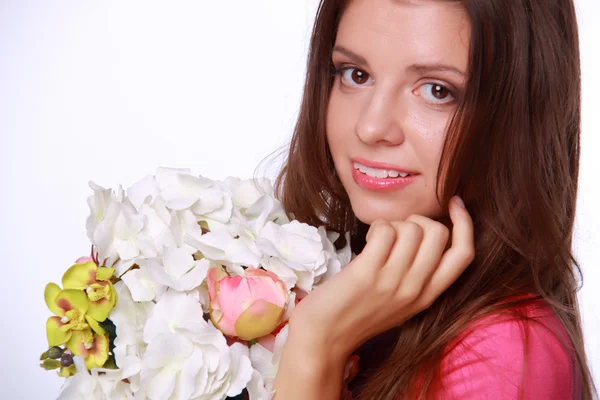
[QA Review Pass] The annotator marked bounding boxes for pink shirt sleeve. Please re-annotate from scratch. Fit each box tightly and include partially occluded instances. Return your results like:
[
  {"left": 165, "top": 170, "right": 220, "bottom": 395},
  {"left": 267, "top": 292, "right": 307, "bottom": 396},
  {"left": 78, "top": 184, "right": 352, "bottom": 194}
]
[{"left": 437, "top": 309, "right": 580, "bottom": 399}]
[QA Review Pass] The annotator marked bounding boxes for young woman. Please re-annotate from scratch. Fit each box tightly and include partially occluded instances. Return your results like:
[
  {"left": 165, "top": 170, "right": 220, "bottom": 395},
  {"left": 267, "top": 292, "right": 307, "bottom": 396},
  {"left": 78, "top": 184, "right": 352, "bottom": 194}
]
[{"left": 270, "top": 0, "right": 595, "bottom": 399}]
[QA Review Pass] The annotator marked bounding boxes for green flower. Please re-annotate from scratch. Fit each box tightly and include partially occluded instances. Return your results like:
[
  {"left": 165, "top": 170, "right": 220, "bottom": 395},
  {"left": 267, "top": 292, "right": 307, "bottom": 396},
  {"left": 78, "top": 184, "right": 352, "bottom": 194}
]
[
  {"left": 44, "top": 283, "right": 105, "bottom": 347},
  {"left": 66, "top": 328, "right": 110, "bottom": 370},
  {"left": 62, "top": 261, "right": 117, "bottom": 322}
]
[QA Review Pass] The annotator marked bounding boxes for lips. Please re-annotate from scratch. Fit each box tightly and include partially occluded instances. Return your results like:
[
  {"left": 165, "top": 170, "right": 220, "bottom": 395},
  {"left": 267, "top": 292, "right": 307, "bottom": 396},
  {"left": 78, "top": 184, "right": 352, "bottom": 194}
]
[{"left": 351, "top": 158, "right": 418, "bottom": 191}]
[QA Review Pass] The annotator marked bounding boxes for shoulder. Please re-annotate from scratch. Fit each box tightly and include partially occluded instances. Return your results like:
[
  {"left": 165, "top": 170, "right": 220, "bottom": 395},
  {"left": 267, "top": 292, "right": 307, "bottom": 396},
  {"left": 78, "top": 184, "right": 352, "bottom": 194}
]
[{"left": 437, "top": 300, "right": 580, "bottom": 399}]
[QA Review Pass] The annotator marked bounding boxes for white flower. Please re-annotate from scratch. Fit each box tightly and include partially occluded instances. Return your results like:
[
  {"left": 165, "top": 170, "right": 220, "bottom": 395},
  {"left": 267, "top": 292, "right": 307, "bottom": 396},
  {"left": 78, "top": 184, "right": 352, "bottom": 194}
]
[
  {"left": 58, "top": 356, "right": 133, "bottom": 400},
  {"left": 184, "top": 218, "right": 262, "bottom": 269},
  {"left": 257, "top": 221, "right": 327, "bottom": 292},
  {"left": 220, "top": 177, "right": 271, "bottom": 209},
  {"left": 109, "top": 282, "right": 154, "bottom": 393},
  {"left": 127, "top": 174, "right": 160, "bottom": 210},
  {"left": 120, "top": 260, "right": 167, "bottom": 302},
  {"left": 86, "top": 183, "right": 157, "bottom": 267},
  {"left": 138, "top": 291, "right": 253, "bottom": 399},
  {"left": 147, "top": 247, "right": 210, "bottom": 292},
  {"left": 312, "top": 228, "right": 352, "bottom": 286},
  {"left": 154, "top": 167, "right": 233, "bottom": 223},
  {"left": 249, "top": 325, "right": 289, "bottom": 397}
]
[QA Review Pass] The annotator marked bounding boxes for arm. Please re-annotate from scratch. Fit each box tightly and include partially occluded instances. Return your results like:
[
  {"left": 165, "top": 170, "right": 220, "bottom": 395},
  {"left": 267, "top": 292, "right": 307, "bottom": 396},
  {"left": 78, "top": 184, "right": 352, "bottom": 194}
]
[
  {"left": 273, "top": 324, "right": 346, "bottom": 400},
  {"left": 274, "top": 321, "right": 346, "bottom": 400}
]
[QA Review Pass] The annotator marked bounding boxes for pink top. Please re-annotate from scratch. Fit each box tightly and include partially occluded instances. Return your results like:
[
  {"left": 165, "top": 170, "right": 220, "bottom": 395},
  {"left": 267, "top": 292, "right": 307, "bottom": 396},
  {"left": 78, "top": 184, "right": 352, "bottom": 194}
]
[{"left": 437, "top": 302, "right": 580, "bottom": 399}]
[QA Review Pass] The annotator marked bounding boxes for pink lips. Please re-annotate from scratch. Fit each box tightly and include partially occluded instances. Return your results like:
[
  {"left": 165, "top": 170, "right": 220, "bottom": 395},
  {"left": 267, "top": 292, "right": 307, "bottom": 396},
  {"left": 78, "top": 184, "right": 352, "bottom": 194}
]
[{"left": 351, "top": 158, "right": 418, "bottom": 191}]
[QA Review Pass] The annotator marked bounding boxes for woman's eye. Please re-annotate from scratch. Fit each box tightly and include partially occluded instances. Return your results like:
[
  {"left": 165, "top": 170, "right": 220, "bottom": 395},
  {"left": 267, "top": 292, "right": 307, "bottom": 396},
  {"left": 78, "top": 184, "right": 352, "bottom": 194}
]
[
  {"left": 418, "top": 83, "right": 455, "bottom": 104},
  {"left": 336, "top": 67, "right": 373, "bottom": 86}
]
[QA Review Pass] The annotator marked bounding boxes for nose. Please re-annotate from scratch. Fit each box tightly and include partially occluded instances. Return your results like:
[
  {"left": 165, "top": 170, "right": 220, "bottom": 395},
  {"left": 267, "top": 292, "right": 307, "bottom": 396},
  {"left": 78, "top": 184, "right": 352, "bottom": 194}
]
[{"left": 355, "top": 89, "right": 406, "bottom": 146}]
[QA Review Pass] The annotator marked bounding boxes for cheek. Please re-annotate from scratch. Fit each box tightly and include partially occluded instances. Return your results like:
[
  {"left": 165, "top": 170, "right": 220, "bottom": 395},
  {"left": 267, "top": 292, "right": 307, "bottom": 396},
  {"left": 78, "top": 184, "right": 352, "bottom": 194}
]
[
  {"left": 408, "top": 111, "right": 449, "bottom": 168},
  {"left": 325, "top": 92, "right": 357, "bottom": 156}
]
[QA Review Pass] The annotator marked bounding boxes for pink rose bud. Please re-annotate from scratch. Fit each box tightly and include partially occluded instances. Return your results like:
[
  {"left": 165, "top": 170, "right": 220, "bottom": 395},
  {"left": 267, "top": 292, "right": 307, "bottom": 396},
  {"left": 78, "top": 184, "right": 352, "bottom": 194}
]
[{"left": 207, "top": 266, "right": 288, "bottom": 341}]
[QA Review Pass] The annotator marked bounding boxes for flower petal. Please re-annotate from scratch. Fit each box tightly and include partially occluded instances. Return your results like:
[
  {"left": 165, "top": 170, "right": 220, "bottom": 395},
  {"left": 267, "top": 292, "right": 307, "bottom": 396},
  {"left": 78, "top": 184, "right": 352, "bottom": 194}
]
[
  {"left": 86, "top": 282, "right": 117, "bottom": 322},
  {"left": 66, "top": 330, "right": 93, "bottom": 357},
  {"left": 55, "top": 289, "right": 89, "bottom": 313},
  {"left": 86, "top": 297, "right": 112, "bottom": 322},
  {"left": 234, "top": 300, "right": 284, "bottom": 340},
  {"left": 85, "top": 334, "right": 109, "bottom": 369},
  {"left": 62, "top": 262, "right": 96, "bottom": 290},
  {"left": 85, "top": 316, "right": 106, "bottom": 335},
  {"left": 95, "top": 267, "right": 115, "bottom": 282},
  {"left": 46, "top": 316, "right": 72, "bottom": 346},
  {"left": 44, "top": 283, "right": 64, "bottom": 316}
]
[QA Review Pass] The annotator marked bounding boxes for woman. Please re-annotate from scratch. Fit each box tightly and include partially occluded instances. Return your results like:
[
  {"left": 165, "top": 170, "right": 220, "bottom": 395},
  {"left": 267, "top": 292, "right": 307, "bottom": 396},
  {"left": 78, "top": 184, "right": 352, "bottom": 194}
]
[{"left": 270, "top": 0, "right": 595, "bottom": 399}]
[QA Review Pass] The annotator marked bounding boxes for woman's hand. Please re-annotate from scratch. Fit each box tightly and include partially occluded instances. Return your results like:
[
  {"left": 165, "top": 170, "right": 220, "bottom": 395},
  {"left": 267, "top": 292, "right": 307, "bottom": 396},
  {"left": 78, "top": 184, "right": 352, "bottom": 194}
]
[
  {"left": 293, "top": 195, "right": 474, "bottom": 358},
  {"left": 273, "top": 196, "right": 474, "bottom": 399}
]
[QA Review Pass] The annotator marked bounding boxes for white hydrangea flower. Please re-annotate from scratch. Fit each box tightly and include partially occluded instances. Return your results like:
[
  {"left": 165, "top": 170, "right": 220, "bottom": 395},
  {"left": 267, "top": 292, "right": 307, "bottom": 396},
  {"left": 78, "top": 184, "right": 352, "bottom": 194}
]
[
  {"left": 138, "top": 291, "right": 253, "bottom": 400},
  {"left": 220, "top": 177, "right": 271, "bottom": 209},
  {"left": 120, "top": 260, "right": 167, "bottom": 302},
  {"left": 109, "top": 281, "right": 155, "bottom": 392},
  {"left": 184, "top": 218, "right": 262, "bottom": 270},
  {"left": 58, "top": 356, "right": 133, "bottom": 400},
  {"left": 257, "top": 221, "right": 327, "bottom": 292},
  {"left": 86, "top": 182, "right": 157, "bottom": 268},
  {"left": 248, "top": 325, "right": 289, "bottom": 398},
  {"left": 154, "top": 167, "right": 233, "bottom": 224},
  {"left": 146, "top": 247, "right": 210, "bottom": 292},
  {"left": 79, "top": 170, "right": 353, "bottom": 398}
]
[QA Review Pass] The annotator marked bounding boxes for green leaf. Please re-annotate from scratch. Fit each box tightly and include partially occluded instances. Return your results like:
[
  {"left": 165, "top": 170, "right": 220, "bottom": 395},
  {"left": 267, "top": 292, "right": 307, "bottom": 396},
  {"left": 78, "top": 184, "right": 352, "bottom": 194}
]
[{"left": 40, "top": 350, "right": 49, "bottom": 361}]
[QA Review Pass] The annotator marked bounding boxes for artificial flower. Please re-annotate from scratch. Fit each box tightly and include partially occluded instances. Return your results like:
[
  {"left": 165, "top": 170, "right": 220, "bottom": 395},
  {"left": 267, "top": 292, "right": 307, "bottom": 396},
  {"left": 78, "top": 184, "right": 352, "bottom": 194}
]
[
  {"left": 139, "top": 290, "right": 253, "bottom": 399},
  {"left": 58, "top": 356, "right": 133, "bottom": 400},
  {"left": 207, "top": 266, "right": 288, "bottom": 341},
  {"left": 66, "top": 328, "right": 109, "bottom": 370},
  {"left": 61, "top": 260, "right": 117, "bottom": 322},
  {"left": 44, "top": 284, "right": 104, "bottom": 347}
]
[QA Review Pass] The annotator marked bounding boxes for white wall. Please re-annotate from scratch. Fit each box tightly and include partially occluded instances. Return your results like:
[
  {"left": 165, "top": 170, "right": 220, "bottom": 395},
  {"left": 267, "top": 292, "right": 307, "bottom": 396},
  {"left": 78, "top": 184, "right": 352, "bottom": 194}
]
[{"left": 1, "top": 1, "right": 597, "bottom": 398}]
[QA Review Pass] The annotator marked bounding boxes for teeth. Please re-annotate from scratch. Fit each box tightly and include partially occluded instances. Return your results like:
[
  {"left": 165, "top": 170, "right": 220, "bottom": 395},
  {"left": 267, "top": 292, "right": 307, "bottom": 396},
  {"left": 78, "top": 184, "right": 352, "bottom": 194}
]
[{"left": 353, "top": 162, "right": 411, "bottom": 179}]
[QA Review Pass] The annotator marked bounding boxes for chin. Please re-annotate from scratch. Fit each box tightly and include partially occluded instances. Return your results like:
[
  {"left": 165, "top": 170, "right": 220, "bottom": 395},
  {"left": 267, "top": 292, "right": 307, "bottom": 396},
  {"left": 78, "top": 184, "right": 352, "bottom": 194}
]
[{"left": 350, "top": 195, "right": 444, "bottom": 225}]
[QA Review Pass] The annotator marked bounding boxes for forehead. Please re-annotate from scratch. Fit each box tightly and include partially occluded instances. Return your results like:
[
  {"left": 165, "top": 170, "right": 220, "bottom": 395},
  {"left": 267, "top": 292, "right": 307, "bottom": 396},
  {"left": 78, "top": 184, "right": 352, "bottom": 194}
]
[{"left": 336, "top": 0, "right": 470, "bottom": 72}]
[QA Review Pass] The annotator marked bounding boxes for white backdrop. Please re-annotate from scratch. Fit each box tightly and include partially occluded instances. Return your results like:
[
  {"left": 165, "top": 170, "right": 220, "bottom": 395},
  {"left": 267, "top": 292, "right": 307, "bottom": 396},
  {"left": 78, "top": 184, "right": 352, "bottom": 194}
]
[{"left": 1, "top": 1, "right": 598, "bottom": 398}]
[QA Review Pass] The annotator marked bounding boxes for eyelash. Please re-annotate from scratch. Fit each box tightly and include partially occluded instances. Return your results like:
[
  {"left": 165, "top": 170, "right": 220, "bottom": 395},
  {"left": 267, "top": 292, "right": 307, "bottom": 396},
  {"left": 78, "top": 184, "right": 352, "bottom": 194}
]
[{"left": 332, "top": 65, "right": 457, "bottom": 106}]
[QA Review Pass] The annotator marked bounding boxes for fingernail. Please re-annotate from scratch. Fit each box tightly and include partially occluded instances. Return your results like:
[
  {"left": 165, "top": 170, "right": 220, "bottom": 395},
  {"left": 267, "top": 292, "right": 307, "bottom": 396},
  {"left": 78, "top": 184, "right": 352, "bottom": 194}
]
[{"left": 454, "top": 196, "right": 466, "bottom": 209}]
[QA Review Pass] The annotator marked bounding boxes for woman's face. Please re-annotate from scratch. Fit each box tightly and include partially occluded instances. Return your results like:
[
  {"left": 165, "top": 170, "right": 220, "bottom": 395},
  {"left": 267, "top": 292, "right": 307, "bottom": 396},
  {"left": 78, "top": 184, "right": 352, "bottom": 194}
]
[{"left": 326, "top": 0, "right": 470, "bottom": 224}]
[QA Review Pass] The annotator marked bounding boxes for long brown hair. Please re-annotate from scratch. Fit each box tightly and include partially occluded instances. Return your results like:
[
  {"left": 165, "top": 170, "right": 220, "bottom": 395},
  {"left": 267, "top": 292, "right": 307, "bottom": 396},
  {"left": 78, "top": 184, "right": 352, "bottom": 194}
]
[{"left": 273, "top": 0, "right": 595, "bottom": 398}]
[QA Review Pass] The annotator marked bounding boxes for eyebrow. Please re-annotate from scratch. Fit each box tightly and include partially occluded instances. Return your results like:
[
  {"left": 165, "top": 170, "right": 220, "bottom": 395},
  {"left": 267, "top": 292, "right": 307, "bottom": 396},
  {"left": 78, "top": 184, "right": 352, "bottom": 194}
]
[{"left": 332, "top": 45, "right": 466, "bottom": 78}]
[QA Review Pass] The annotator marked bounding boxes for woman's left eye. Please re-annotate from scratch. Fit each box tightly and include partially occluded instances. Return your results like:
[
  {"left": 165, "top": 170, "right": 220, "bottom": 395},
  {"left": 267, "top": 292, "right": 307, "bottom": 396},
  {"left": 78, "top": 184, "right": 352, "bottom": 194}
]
[{"left": 417, "top": 83, "right": 455, "bottom": 105}]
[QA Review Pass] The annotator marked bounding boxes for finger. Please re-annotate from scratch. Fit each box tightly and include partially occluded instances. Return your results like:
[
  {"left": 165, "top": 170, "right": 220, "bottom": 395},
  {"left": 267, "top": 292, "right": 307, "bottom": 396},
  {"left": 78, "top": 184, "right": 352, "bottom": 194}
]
[
  {"left": 356, "top": 219, "right": 397, "bottom": 271},
  {"left": 424, "top": 196, "right": 475, "bottom": 304},
  {"left": 380, "top": 221, "right": 423, "bottom": 287},
  {"left": 401, "top": 215, "right": 450, "bottom": 293}
]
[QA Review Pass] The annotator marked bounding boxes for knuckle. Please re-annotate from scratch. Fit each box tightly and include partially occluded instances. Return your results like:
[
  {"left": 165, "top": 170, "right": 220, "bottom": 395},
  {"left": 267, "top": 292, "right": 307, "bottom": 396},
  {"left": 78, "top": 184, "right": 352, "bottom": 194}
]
[
  {"left": 431, "top": 222, "right": 450, "bottom": 242},
  {"left": 377, "top": 221, "right": 397, "bottom": 238},
  {"left": 396, "top": 285, "right": 421, "bottom": 303},
  {"left": 403, "top": 221, "right": 424, "bottom": 240},
  {"left": 418, "top": 294, "right": 436, "bottom": 310}
]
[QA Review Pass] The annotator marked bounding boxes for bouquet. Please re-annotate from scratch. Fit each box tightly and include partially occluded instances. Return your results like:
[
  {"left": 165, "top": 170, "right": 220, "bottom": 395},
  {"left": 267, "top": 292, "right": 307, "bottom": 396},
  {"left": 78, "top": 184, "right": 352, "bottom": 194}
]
[{"left": 39, "top": 167, "right": 354, "bottom": 399}]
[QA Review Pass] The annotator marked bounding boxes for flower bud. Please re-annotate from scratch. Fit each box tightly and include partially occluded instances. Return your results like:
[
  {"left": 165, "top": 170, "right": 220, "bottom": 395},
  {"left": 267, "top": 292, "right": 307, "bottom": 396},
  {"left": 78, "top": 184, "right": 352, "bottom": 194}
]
[
  {"left": 40, "top": 359, "right": 61, "bottom": 370},
  {"left": 60, "top": 351, "right": 74, "bottom": 367},
  {"left": 207, "top": 267, "right": 288, "bottom": 341},
  {"left": 46, "top": 346, "right": 64, "bottom": 359}
]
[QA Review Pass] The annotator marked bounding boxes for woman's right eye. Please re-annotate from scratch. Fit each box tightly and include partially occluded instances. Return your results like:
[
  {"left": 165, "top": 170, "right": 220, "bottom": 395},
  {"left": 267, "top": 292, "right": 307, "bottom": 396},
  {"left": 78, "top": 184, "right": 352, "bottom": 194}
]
[{"left": 334, "top": 66, "right": 373, "bottom": 87}]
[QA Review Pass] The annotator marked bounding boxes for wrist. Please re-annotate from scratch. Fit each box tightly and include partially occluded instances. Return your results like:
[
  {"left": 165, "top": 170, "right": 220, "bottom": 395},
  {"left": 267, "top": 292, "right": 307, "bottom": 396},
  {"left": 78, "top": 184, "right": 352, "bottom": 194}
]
[{"left": 286, "top": 317, "right": 351, "bottom": 366}]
